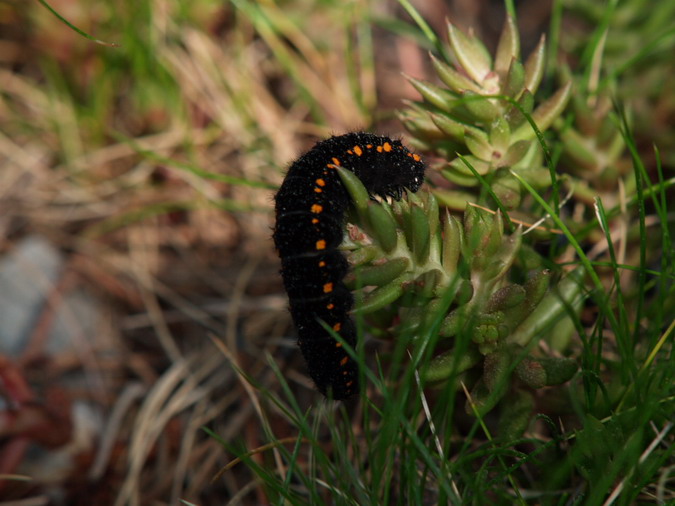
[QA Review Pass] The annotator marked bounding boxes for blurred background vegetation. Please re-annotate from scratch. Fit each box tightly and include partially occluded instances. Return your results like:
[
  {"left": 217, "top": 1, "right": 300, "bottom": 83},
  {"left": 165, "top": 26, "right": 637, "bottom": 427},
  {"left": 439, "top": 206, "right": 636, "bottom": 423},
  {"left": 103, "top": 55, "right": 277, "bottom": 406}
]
[{"left": 0, "top": 0, "right": 672, "bottom": 504}]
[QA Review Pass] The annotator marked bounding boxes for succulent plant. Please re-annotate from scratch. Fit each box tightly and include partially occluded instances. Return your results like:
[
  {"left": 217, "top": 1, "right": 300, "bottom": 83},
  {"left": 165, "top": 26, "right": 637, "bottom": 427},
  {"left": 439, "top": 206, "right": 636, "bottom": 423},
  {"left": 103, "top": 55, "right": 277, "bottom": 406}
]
[
  {"left": 331, "top": 17, "right": 598, "bottom": 435},
  {"left": 337, "top": 168, "right": 583, "bottom": 435},
  {"left": 558, "top": 94, "right": 626, "bottom": 182},
  {"left": 398, "top": 16, "right": 572, "bottom": 211},
  {"left": 557, "top": 0, "right": 675, "bottom": 171},
  {"left": 551, "top": 39, "right": 632, "bottom": 220}
]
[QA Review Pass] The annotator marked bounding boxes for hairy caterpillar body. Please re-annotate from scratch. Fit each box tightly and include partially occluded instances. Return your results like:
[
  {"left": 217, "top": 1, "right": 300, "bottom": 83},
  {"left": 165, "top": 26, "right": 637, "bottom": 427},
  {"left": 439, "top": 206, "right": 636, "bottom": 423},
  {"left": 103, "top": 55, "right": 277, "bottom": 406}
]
[{"left": 273, "top": 132, "right": 426, "bottom": 399}]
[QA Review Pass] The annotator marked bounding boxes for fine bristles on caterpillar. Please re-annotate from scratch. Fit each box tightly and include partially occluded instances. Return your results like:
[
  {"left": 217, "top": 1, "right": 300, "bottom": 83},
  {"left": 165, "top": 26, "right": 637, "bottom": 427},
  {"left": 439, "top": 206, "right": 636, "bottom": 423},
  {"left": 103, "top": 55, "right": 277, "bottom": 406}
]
[{"left": 273, "top": 132, "right": 426, "bottom": 399}]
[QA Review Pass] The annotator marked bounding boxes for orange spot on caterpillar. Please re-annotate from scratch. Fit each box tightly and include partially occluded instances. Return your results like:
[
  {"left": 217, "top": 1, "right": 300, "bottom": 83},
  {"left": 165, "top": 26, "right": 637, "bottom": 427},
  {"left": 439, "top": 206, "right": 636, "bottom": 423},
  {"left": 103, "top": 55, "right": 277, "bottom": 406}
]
[
  {"left": 340, "top": 356, "right": 349, "bottom": 366},
  {"left": 413, "top": 153, "right": 421, "bottom": 162},
  {"left": 323, "top": 282, "right": 333, "bottom": 293},
  {"left": 376, "top": 145, "right": 383, "bottom": 153},
  {"left": 316, "top": 239, "right": 326, "bottom": 250},
  {"left": 347, "top": 150, "right": 353, "bottom": 155},
  {"left": 316, "top": 178, "right": 326, "bottom": 186},
  {"left": 312, "top": 218, "right": 319, "bottom": 224},
  {"left": 346, "top": 380, "right": 354, "bottom": 387},
  {"left": 314, "top": 187, "right": 323, "bottom": 193},
  {"left": 332, "top": 157, "right": 341, "bottom": 166},
  {"left": 318, "top": 260, "right": 326, "bottom": 267},
  {"left": 327, "top": 303, "right": 335, "bottom": 310},
  {"left": 366, "top": 144, "right": 373, "bottom": 148},
  {"left": 335, "top": 341, "right": 342, "bottom": 347},
  {"left": 311, "top": 204, "right": 323, "bottom": 213},
  {"left": 333, "top": 323, "right": 342, "bottom": 332},
  {"left": 353, "top": 145, "right": 363, "bottom": 156},
  {"left": 383, "top": 142, "right": 392, "bottom": 152}
]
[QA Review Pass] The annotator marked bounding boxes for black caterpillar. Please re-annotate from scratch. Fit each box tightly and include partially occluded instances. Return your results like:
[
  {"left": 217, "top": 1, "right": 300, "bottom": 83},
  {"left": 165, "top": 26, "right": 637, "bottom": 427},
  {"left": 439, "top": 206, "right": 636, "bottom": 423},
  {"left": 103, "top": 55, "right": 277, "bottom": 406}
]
[{"left": 273, "top": 132, "right": 426, "bottom": 399}]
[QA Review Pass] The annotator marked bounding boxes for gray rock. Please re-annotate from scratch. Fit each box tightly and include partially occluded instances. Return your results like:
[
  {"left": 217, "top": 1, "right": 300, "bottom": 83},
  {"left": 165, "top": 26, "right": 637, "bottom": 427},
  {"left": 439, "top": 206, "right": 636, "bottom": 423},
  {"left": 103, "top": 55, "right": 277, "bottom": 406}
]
[{"left": 0, "top": 236, "right": 63, "bottom": 355}]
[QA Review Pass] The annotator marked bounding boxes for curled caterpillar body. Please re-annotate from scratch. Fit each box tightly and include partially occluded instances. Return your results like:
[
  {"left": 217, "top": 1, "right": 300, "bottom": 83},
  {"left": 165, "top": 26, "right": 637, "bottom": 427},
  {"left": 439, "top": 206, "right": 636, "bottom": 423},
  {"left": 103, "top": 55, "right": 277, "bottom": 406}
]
[{"left": 273, "top": 132, "right": 426, "bottom": 399}]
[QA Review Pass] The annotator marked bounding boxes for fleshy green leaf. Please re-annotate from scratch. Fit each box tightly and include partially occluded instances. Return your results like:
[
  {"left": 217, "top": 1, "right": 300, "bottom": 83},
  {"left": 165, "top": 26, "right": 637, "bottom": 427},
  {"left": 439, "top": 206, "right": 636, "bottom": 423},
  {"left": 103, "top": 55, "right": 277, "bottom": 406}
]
[
  {"left": 464, "top": 128, "right": 493, "bottom": 162},
  {"left": 354, "top": 277, "right": 405, "bottom": 314},
  {"left": 489, "top": 116, "right": 511, "bottom": 155},
  {"left": 423, "top": 347, "right": 481, "bottom": 383},
  {"left": 367, "top": 203, "right": 399, "bottom": 253},
  {"left": 430, "top": 52, "right": 481, "bottom": 94},
  {"left": 442, "top": 212, "right": 462, "bottom": 273},
  {"left": 410, "top": 205, "right": 431, "bottom": 264},
  {"left": 449, "top": 154, "right": 491, "bottom": 177},
  {"left": 463, "top": 91, "right": 501, "bottom": 122},
  {"left": 337, "top": 167, "right": 369, "bottom": 215},
  {"left": 346, "top": 257, "right": 410, "bottom": 288},
  {"left": 406, "top": 75, "right": 458, "bottom": 114},
  {"left": 447, "top": 22, "right": 493, "bottom": 85},
  {"left": 513, "top": 81, "right": 572, "bottom": 142},
  {"left": 524, "top": 35, "right": 546, "bottom": 93},
  {"left": 504, "top": 59, "right": 525, "bottom": 99},
  {"left": 494, "top": 15, "right": 520, "bottom": 77}
]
